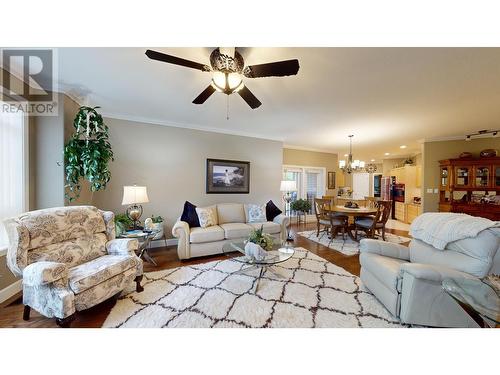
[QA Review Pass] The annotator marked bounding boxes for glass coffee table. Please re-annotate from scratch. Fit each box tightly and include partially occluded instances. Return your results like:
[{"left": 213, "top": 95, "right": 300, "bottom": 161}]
[
  {"left": 222, "top": 241, "right": 295, "bottom": 292},
  {"left": 442, "top": 277, "right": 500, "bottom": 328}
]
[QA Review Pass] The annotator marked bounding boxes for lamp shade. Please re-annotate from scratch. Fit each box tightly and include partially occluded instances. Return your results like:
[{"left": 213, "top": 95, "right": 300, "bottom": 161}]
[
  {"left": 122, "top": 185, "right": 149, "bottom": 205},
  {"left": 280, "top": 180, "right": 297, "bottom": 192}
]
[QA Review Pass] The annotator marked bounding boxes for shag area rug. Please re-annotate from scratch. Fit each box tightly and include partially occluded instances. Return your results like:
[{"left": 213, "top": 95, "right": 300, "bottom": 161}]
[
  {"left": 297, "top": 230, "right": 411, "bottom": 256},
  {"left": 103, "top": 248, "right": 405, "bottom": 328}
]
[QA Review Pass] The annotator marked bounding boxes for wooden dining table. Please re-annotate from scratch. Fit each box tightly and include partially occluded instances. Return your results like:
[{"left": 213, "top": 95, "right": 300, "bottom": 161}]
[{"left": 327, "top": 205, "right": 378, "bottom": 242}]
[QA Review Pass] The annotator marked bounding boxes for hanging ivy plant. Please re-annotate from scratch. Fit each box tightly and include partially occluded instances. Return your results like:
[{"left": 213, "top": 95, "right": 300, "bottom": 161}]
[{"left": 64, "top": 106, "right": 114, "bottom": 202}]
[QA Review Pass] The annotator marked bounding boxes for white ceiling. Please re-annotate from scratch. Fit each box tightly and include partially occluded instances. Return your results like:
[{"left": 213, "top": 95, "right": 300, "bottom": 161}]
[{"left": 19, "top": 48, "right": 500, "bottom": 161}]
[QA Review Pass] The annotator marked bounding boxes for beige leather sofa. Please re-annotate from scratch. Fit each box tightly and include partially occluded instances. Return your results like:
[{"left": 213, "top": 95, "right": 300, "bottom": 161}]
[
  {"left": 359, "top": 228, "right": 500, "bottom": 327},
  {"left": 172, "top": 203, "right": 289, "bottom": 259}
]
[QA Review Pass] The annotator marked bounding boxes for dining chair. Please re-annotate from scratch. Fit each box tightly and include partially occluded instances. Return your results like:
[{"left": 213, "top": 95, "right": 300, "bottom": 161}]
[
  {"left": 314, "top": 198, "right": 347, "bottom": 240},
  {"left": 364, "top": 196, "right": 378, "bottom": 209},
  {"left": 354, "top": 200, "right": 392, "bottom": 240}
]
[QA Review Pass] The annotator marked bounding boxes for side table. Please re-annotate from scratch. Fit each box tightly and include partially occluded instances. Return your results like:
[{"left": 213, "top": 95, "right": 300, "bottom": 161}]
[{"left": 119, "top": 230, "right": 160, "bottom": 266}]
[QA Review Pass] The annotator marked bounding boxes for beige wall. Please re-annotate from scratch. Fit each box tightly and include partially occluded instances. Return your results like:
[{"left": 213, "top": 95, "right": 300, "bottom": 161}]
[
  {"left": 422, "top": 137, "right": 500, "bottom": 212},
  {"left": 33, "top": 93, "right": 65, "bottom": 209},
  {"left": 283, "top": 148, "right": 339, "bottom": 196},
  {"left": 32, "top": 93, "right": 83, "bottom": 209},
  {"left": 92, "top": 118, "right": 284, "bottom": 238}
]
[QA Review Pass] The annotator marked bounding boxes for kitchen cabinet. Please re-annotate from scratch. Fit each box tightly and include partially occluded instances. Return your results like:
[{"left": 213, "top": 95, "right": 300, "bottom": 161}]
[
  {"left": 405, "top": 203, "right": 422, "bottom": 224},
  {"left": 390, "top": 165, "right": 418, "bottom": 186},
  {"left": 394, "top": 201, "right": 405, "bottom": 222},
  {"left": 416, "top": 166, "right": 422, "bottom": 188}
]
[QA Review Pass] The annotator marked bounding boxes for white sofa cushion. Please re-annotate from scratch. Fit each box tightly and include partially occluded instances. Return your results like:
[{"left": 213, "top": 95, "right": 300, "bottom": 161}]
[
  {"left": 360, "top": 252, "right": 407, "bottom": 292},
  {"left": 196, "top": 205, "right": 218, "bottom": 228},
  {"left": 190, "top": 225, "right": 225, "bottom": 244},
  {"left": 220, "top": 223, "right": 253, "bottom": 240},
  {"left": 247, "top": 221, "right": 281, "bottom": 234},
  {"left": 245, "top": 204, "right": 267, "bottom": 223},
  {"left": 216, "top": 203, "right": 245, "bottom": 224}
]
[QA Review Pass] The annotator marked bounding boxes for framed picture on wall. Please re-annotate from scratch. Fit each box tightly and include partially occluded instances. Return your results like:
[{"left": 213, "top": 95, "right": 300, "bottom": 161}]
[
  {"left": 206, "top": 158, "right": 250, "bottom": 194},
  {"left": 328, "top": 171, "right": 336, "bottom": 189}
]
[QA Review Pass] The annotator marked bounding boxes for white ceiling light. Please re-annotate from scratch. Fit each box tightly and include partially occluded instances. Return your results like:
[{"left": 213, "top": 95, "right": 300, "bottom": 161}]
[
  {"left": 371, "top": 159, "right": 375, "bottom": 162},
  {"left": 211, "top": 72, "right": 244, "bottom": 93},
  {"left": 384, "top": 152, "right": 390, "bottom": 156},
  {"left": 400, "top": 145, "right": 407, "bottom": 149}
]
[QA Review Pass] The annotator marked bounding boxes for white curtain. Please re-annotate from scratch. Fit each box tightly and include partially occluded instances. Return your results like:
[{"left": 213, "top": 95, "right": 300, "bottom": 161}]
[{"left": 0, "top": 103, "right": 25, "bottom": 248}]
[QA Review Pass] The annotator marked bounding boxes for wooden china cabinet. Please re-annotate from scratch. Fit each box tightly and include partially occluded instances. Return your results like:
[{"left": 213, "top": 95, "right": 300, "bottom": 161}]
[{"left": 439, "top": 156, "right": 500, "bottom": 220}]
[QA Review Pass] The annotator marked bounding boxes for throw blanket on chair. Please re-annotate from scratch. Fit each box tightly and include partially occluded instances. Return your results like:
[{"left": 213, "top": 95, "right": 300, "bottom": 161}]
[{"left": 410, "top": 213, "right": 500, "bottom": 250}]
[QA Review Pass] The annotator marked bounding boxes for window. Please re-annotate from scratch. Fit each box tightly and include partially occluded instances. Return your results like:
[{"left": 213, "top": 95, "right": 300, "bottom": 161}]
[
  {"left": 283, "top": 165, "right": 326, "bottom": 214},
  {"left": 0, "top": 102, "right": 28, "bottom": 249}
]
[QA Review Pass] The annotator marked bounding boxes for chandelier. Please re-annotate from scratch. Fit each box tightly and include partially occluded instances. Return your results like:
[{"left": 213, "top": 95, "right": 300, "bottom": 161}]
[{"left": 339, "top": 135, "right": 365, "bottom": 174}]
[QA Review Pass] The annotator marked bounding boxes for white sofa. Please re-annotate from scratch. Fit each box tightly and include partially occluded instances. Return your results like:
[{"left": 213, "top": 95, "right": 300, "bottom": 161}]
[
  {"left": 172, "top": 203, "right": 290, "bottom": 259},
  {"left": 359, "top": 228, "right": 500, "bottom": 327}
]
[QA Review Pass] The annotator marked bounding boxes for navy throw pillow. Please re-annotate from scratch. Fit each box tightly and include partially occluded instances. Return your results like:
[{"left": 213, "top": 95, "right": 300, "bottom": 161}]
[
  {"left": 266, "top": 200, "right": 282, "bottom": 221},
  {"left": 181, "top": 201, "right": 200, "bottom": 228}
]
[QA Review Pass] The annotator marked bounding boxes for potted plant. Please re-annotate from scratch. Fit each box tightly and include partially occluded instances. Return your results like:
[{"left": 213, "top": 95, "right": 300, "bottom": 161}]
[
  {"left": 290, "top": 199, "right": 312, "bottom": 216},
  {"left": 114, "top": 213, "right": 132, "bottom": 237},
  {"left": 64, "top": 106, "right": 114, "bottom": 202},
  {"left": 248, "top": 225, "right": 274, "bottom": 251},
  {"left": 403, "top": 158, "right": 414, "bottom": 165}
]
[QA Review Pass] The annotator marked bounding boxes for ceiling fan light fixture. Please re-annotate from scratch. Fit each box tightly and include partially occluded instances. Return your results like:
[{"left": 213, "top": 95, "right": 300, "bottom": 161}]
[{"left": 211, "top": 72, "right": 243, "bottom": 94}]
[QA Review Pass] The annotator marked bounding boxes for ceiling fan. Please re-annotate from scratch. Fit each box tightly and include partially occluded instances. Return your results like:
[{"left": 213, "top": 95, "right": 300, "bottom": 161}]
[{"left": 145, "top": 47, "right": 300, "bottom": 109}]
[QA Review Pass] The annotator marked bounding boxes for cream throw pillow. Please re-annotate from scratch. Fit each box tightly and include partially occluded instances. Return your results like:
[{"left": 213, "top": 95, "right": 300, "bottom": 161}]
[
  {"left": 246, "top": 204, "right": 267, "bottom": 223},
  {"left": 196, "top": 205, "right": 218, "bottom": 228}
]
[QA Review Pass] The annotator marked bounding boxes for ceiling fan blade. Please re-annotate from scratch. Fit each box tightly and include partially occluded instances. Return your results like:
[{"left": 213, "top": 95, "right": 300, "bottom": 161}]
[
  {"left": 145, "top": 49, "right": 210, "bottom": 72},
  {"left": 192, "top": 85, "right": 216, "bottom": 104},
  {"left": 243, "top": 59, "right": 300, "bottom": 78},
  {"left": 238, "top": 86, "right": 262, "bottom": 109}
]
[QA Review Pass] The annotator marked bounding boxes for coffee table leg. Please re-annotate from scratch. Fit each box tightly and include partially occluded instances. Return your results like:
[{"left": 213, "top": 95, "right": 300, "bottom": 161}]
[{"left": 254, "top": 267, "right": 265, "bottom": 293}]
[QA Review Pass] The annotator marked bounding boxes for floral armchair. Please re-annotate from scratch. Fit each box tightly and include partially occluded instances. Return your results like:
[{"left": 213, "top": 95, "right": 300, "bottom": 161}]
[{"left": 4, "top": 206, "right": 143, "bottom": 327}]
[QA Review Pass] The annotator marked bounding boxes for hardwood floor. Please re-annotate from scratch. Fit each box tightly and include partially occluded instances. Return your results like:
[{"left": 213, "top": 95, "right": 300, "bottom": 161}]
[{"left": 0, "top": 223, "right": 409, "bottom": 328}]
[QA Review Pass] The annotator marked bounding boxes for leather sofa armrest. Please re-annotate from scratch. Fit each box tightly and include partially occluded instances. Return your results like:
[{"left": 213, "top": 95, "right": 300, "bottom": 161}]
[
  {"left": 23, "top": 261, "right": 69, "bottom": 286},
  {"left": 399, "top": 263, "right": 476, "bottom": 283},
  {"left": 360, "top": 239, "right": 410, "bottom": 260},
  {"left": 172, "top": 220, "right": 190, "bottom": 259},
  {"left": 106, "top": 238, "right": 139, "bottom": 256}
]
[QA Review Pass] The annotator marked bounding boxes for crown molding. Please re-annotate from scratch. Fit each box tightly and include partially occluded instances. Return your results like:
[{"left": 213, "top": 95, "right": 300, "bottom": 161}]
[
  {"left": 283, "top": 144, "right": 339, "bottom": 155},
  {"left": 100, "top": 111, "right": 285, "bottom": 143}
]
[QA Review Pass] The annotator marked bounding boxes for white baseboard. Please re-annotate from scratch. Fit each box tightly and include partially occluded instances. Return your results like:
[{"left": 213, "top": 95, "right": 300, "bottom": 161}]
[
  {"left": 150, "top": 238, "right": 178, "bottom": 249},
  {"left": 0, "top": 279, "right": 22, "bottom": 304}
]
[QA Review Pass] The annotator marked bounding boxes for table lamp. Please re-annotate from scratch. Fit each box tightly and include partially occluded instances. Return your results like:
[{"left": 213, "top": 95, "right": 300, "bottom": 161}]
[{"left": 122, "top": 185, "right": 149, "bottom": 229}]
